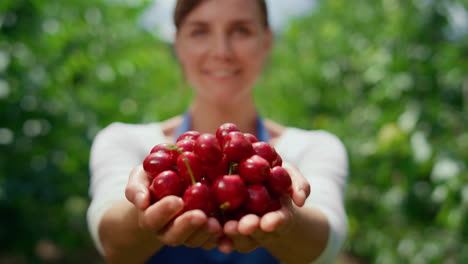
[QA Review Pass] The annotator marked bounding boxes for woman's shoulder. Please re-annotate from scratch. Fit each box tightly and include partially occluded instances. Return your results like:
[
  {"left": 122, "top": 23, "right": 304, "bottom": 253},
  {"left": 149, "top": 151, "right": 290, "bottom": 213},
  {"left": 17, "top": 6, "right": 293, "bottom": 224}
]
[
  {"left": 284, "top": 127, "right": 344, "bottom": 145},
  {"left": 93, "top": 115, "right": 184, "bottom": 145},
  {"left": 272, "top": 123, "right": 347, "bottom": 163},
  {"left": 92, "top": 121, "right": 167, "bottom": 148},
  {"left": 285, "top": 127, "right": 346, "bottom": 154},
  {"left": 97, "top": 121, "right": 161, "bottom": 136},
  {"left": 265, "top": 119, "right": 344, "bottom": 148}
]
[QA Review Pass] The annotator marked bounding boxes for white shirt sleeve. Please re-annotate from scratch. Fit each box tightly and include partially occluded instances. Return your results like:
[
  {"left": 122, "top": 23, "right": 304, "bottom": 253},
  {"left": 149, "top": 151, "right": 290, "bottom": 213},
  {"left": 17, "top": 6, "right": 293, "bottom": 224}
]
[
  {"left": 276, "top": 129, "right": 349, "bottom": 264},
  {"left": 86, "top": 122, "right": 160, "bottom": 255}
]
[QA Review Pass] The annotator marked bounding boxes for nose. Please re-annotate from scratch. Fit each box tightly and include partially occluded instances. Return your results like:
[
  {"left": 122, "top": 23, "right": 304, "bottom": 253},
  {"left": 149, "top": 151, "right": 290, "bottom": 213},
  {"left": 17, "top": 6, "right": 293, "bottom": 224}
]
[{"left": 211, "top": 33, "right": 233, "bottom": 60}]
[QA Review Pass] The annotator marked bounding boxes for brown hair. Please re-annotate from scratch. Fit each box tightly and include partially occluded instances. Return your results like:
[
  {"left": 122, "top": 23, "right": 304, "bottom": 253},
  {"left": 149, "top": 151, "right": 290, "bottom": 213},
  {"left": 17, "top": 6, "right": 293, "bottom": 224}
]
[{"left": 174, "top": 0, "right": 269, "bottom": 29}]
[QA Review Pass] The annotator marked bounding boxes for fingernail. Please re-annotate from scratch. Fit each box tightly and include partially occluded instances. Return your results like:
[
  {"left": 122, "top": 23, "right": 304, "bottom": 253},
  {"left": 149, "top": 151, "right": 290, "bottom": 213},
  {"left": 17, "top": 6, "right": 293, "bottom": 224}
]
[
  {"left": 135, "top": 192, "right": 145, "bottom": 208},
  {"left": 297, "top": 190, "right": 306, "bottom": 206},
  {"left": 299, "top": 190, "right": 306, "bottom": 199},
  {"left": 191, "top": 215, "right": 205, "bottom": 225},
  {"left": 169, "top": 197, "right": 183, "bottom": 211}
]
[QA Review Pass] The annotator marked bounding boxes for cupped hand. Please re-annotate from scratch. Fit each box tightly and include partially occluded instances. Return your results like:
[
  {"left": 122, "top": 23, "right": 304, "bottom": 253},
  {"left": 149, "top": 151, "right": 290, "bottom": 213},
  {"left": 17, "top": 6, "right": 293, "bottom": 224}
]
[
  {"left": 218, "top": 162, "right": 310, "bottom": 253},
  {"left": 125, "top": 165, "right": 223, "bottom": 249}
]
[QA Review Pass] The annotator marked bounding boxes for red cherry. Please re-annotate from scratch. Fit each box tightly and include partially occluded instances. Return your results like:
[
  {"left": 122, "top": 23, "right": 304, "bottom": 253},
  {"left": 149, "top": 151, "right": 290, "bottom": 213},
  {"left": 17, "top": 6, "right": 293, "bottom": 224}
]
[
  {"left": 212, "top": 175, "right": 247, "bottom": 211},
  {"left": 216, "top": 123, "right": 240, "bottom": 146},
  {"left": 252, "top": 142, "right": 278, "bottom": 167},
  {"left": 272, "top": 154, "right": 283, "bottom": 167},
  {"left": 183, "top": 182, "right": 217, "bottom": 216},
  {"left": 143, "top": 151, "right": 175, "bottom": 179},
  {"left": 149, "top": 170, "right": 184, "bottom": 201},
  {"left": 268, "top": 166, "right": 292, "bottom": 195},
  {"left": 243, "top": 133, "right": 259, "bottom": 143},
  {"left": 176, "top": 131, "right": 201, "bottom": 142},
  {"left": 175, "top": 139, "right": 196, "bottom": 160},
  {"left": 195, "top": 133, "right": 223, "bottom": 166},
  {"left": 177, "top": 151, "right": 204, "bottom": 183},
  {"left": 150, "top": 143, "right": 175, "bottom": 155},
  {"left": 268, "top": 197, "right": 282, "bottom": 212},
  {"left": 239, "top": 155, "right": 270, "bottom": 184},
  {"left": 223, "top": 132, "right": 254, "bottom": 163},
  {"left": 150, "top": 143, "right": 178, "bottom": 164},
  {"left": 245, "top": 185, "right": 272, "bottom": 215},
  {"left": 203, "top": 155, "right": 230, "bottom": 182}
]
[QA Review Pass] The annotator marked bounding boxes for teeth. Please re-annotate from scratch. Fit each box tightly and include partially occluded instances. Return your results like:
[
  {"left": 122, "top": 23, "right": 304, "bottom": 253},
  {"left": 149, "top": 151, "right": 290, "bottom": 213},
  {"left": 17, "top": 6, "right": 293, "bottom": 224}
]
[{"left": 210, "top": 71, "right": 236, "bottom": 77}]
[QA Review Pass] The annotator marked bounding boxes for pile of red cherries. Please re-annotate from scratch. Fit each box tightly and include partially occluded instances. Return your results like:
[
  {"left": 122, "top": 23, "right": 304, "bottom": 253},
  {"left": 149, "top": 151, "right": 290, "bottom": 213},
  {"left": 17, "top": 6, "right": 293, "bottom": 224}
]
[{"left": 143, "top": 123, "right": 292, "bottom": 222}]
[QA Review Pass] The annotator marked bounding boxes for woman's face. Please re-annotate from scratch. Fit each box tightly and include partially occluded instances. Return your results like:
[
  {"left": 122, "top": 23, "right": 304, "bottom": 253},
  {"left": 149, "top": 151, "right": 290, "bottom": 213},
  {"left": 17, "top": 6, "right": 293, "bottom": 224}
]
[{"left": 175, "top": 0, "right": 272, "bottom": 106}]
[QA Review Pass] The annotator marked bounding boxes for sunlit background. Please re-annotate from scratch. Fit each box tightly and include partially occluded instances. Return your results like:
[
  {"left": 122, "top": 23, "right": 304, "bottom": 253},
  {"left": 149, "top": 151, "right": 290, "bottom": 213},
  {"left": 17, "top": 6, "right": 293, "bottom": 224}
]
[{"left": 0, "top": 0, "right": 467, "bottom": 263}]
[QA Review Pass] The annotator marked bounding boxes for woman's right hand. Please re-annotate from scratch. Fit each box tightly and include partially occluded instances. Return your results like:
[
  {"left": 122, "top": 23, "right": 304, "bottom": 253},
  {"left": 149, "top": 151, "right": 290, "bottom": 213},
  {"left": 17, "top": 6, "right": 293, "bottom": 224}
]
[{"left": 125, "top": 165, "right": 223, "bottom": 250}]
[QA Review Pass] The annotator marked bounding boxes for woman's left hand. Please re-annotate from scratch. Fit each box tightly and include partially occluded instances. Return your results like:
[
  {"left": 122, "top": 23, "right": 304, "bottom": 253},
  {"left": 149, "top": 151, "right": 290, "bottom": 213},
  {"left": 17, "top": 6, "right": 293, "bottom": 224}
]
[{"left": 217, "top": 162, "right": 311, "bottom": 253}]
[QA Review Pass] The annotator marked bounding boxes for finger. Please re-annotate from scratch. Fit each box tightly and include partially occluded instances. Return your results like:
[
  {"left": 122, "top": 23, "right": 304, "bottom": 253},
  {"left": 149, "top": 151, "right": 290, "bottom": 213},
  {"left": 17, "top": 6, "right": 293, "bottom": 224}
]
[
  {"left": 247, "top": 207, "right": 288, "bottom": 246},
  {"left": 250, "top": 205, "right": 292, "bottom": 247},
  {"left": 224, "top": 220, "right": 240, "bottom": 236},
  {"left": 228, "top": 233, "right": 259, "bottom": 253},
  {"left": 237, "top": 214, "right": 260, "bottom": 236},
  {"left": 204, "top": 217, "right": 224, "bottom": 247},
  {"left": 125, "top": 165, "right": 152, "bottom": 209},
  {"left": 224, "top": 221, "right": 258, "bottom": 253},
  {"left": 231, "top": 236, "right": 258, "bottom": 253},
  {"left": 282, "top": 162, "right": 310, "bottom": 207},
  {"left": 217, "top": 236, "right": 234, "bottom": 254},
  {"left": 140, "top": 195, "right": 184, "bottom": 230},
  {"left": 158, "top": 210, "right": 207, "bottom": 247},
  {"left": 185, "top": 217, "right": 222, "bottom": 248},
  {"left": 224, "top": 214, "right": 259, "bottom": 253},
  {"left": 201, "top": 225, "right": 221, "bottom": 251},
  {"left": 259, "top": 206, "right": 289, "bottom": 233}
]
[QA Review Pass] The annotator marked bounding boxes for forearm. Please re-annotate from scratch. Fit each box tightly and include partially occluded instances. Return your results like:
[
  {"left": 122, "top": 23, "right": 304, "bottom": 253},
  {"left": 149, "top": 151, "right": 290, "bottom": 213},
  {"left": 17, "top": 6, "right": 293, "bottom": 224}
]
[
  {"left": 99, "top": 200, "right": 163, "bottom": 264},
  {"left": 266, "top": 207, "right": 329, "bottom": 264}
]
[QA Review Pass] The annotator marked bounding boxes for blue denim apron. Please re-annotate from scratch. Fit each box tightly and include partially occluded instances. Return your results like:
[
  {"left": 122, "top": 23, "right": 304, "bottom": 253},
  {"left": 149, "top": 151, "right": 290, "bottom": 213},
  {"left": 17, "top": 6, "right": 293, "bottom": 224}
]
[{"left": 146, "top": 112, "right": 279, "bottom": 264}]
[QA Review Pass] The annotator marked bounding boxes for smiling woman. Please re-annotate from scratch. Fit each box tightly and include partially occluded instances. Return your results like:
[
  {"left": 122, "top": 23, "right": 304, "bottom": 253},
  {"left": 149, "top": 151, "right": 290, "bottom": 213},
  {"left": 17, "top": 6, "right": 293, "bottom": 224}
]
[
  {"left": 174, "top": 0, "right": 271, "bottom": 109},
  {"left": 87, "top": 0, "right": 348, "bottom": 263}
]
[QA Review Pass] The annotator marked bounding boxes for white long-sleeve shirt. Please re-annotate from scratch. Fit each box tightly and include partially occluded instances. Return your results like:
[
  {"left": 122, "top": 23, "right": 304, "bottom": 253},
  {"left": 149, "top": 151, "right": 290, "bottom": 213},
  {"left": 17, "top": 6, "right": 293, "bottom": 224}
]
[{"left": 87, "top": 122, "right": 349, "bottom": 263}]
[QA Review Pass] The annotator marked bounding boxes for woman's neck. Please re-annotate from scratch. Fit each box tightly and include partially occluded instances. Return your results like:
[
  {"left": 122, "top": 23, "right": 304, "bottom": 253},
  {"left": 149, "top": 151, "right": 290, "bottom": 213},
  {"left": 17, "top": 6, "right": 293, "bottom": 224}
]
[{"left": 189, "top": 97, "right": 258, "bottom": 135}]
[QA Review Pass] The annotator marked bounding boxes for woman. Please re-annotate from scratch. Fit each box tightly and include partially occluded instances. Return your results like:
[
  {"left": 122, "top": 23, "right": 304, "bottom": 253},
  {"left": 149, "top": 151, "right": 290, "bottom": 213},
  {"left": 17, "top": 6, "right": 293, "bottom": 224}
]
[{"left": 87, "top": 0, "right": 348, "bottom": 263}]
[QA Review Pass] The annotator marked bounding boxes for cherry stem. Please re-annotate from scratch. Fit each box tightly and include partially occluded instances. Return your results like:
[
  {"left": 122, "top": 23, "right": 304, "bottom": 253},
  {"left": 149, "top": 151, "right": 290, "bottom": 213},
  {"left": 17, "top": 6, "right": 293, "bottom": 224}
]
[
  {"left": 220, "top": 202, "right": 230, "bottom": 210},
  {"left": 219, "top": 204, "right": 227, "bottom": 223},
  {"left": 167, "top": 145, "right": 196, "bottom": 185},
  {"left": 228, "top": 162, "right": 237, "bottom": 175}
]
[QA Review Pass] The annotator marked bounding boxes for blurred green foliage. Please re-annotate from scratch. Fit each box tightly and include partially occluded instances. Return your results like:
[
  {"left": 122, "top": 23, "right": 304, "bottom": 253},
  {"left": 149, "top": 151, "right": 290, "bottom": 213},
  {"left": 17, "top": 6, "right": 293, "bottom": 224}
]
[{"left": 0, "top": 0, "right": 467, "bottom": 263}]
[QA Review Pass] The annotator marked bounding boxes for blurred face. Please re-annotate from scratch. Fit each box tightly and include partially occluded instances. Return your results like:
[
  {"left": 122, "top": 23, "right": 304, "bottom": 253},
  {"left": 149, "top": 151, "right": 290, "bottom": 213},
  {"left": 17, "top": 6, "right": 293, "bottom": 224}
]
[{"left": 175, "top": 0, "right": 272, "bottom": 105}]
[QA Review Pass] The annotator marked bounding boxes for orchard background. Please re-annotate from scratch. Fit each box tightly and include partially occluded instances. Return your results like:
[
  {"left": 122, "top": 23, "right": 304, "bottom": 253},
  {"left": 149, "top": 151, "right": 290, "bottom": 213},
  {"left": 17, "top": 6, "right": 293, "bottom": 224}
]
[{"left": 0, "top": 0, "right": 467, "bottom": 263}]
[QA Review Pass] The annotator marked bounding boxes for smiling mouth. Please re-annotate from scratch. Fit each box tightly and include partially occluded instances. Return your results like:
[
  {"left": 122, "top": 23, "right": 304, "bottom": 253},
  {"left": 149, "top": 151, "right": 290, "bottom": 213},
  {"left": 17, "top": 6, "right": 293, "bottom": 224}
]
[{"left": 204, "top": 70, "right": 240, "bottom": 79}]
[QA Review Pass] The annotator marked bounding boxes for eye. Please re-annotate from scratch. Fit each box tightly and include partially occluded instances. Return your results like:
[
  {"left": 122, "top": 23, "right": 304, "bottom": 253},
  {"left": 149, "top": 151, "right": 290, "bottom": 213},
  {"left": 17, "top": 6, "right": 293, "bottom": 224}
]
[
  {"left": 233, "top": 26, "right": 251, "bottom": 36},
  {"left": 190, "top": 28, "right": 207, "bottom": 37}
]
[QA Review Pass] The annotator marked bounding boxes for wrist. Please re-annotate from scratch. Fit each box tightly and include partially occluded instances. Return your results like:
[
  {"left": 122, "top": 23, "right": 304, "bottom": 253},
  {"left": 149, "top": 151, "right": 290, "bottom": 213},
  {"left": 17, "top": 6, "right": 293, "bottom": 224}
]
[
  {"left": 259, "top": 206, "right": 329, "bottom": 264},
  {"left": 99, "top": 201, "right": 163, "bottom": 263}
]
